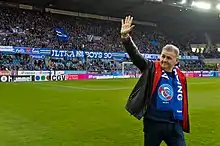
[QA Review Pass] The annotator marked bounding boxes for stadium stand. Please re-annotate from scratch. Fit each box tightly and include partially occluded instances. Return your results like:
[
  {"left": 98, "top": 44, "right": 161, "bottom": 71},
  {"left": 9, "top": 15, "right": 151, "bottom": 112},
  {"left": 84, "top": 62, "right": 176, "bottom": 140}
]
[{"left": 0, "top": 6, "right": 219, "bottom": 72}]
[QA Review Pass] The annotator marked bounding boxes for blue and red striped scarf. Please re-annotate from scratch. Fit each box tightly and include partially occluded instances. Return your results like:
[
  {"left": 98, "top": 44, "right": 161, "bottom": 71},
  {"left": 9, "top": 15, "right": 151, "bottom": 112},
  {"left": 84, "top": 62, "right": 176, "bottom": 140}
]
[{"left": 156, "top": 68, "right": 183, "bottom": 120}]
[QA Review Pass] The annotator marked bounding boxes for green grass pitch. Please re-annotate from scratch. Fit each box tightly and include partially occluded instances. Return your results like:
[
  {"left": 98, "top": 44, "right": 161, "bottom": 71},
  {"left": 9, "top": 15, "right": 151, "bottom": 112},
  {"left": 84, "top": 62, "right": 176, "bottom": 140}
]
[{"left": 0, "top": 77, "right": 220, "bottom": 146}]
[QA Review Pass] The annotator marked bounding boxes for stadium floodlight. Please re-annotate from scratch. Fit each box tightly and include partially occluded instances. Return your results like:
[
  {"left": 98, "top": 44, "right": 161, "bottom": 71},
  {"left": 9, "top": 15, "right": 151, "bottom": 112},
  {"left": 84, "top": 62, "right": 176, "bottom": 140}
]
[
  {"left": 216, "top": 4, "right": 220, "bottom": 11},
  {"left": 191, "top": 1, "right": 211, "bottom": 10},
  {"left": 148, "top": 0, "right": 163, "bottom": 2},
  {"left": 180, "top": 0, "right": 186, "bottom": 4}
]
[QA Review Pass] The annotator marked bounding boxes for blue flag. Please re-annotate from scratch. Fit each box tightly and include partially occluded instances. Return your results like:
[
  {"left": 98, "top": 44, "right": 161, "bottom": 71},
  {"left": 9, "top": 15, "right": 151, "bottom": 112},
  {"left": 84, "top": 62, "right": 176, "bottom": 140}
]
[{"left": 55, "top": 27, "right": 70, "bottom": 41}]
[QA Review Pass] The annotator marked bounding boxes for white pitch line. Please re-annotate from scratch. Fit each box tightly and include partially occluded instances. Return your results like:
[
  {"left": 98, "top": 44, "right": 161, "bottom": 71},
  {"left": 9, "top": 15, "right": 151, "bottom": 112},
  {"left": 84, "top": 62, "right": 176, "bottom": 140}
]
[
  {"left": 34, "top": 83, "right": 131, "bottom": 91},
  {"left": 189, "top": 81, "right": 219, "bottom": 85},
  {"left": 34, "top": 80, "right": 219, "bottom": 91}
]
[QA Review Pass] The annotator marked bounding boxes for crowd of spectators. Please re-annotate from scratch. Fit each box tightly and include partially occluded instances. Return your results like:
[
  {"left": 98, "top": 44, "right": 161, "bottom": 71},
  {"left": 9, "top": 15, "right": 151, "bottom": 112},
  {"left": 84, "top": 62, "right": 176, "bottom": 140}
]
[
  {"left": 0, "top": 6, "right": 219, "bottom": 72},
  {"left": 0, "top": 7, "right": 199, "bottom": 54},
  {"left": 0, "top": 53, "right": 48, "bottom": 71},
  {"left": 0, "top": 53, "right": 217, "bottom": 72}
]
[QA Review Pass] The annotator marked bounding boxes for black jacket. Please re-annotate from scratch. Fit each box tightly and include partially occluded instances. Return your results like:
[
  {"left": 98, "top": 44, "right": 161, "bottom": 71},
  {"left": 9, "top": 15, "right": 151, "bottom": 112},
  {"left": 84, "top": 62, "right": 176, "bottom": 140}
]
[{"left": 122, "top": 36, "right": 155, "bottom": 120}]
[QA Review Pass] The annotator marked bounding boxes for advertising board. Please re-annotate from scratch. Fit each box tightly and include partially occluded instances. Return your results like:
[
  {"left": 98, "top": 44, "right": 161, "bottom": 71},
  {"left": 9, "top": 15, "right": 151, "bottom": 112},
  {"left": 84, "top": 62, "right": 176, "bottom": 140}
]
[
  {"left": 0, "top": 75, "right": 34, "bottom": 82},
  {"left": 51, "top": 74, "right": 66, "bottom": 81},
  {"left": 65, "top": 74, "right": 89, "bottom": 80},
  {"left": 0, "top": 71, "right": 16, "bottom": 76}
]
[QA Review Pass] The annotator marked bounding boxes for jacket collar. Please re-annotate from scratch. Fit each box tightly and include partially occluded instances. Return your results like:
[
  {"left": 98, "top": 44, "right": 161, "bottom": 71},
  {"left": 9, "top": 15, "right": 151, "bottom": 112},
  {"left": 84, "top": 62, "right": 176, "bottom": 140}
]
[{"left": 151, "top": 61, "right": 185, "bottom": 95}]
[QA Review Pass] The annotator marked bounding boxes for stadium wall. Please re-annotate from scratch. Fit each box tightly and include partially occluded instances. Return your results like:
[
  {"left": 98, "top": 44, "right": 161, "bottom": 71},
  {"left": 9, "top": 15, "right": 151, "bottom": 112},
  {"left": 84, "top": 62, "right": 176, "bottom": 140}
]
[{"left": 0, "top": 70, "right": 219, "bottom": 83}]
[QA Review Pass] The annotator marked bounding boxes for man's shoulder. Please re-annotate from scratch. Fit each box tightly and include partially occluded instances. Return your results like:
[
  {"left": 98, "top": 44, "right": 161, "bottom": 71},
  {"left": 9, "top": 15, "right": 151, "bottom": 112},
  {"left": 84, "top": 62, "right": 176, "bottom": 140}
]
[
  {"left": 176, "top": 67, "right": 186, "bottom": 80},
  {"left": 153, "top": 61, "right": 160, "bottom": 69}
]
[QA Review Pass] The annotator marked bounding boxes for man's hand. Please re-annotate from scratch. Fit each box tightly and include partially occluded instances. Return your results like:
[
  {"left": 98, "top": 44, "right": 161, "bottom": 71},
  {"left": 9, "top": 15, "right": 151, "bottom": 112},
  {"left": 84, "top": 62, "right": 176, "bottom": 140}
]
[{"left": 120, "top": 15, "right": 135, "bottom": 38}]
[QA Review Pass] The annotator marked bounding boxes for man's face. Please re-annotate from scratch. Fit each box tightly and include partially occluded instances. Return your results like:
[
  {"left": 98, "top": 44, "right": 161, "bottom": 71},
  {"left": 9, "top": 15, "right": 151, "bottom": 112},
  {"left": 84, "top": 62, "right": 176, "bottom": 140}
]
[{"left": 160, "top": 50, "right": 178, "bottom": 71}]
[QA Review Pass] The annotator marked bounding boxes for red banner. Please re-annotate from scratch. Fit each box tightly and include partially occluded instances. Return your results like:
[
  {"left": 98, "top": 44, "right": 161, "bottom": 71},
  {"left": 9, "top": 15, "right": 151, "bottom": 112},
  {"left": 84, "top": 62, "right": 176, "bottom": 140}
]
[
  {"left": 66, "top": 74, "right": 89, "bottom": 80},
  {"left": 0, "top": 71, "right": 16, "bottom": 76}
]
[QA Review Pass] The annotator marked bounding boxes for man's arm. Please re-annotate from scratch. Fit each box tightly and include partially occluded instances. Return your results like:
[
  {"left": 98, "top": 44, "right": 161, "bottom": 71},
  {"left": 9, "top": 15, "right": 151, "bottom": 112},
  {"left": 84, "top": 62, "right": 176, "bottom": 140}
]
[
  {"left": 121, "top": 35, "right": 149, "bottom": 72},
  {"left": 120, "top": 16, "right": 151, "bottom": 72}
]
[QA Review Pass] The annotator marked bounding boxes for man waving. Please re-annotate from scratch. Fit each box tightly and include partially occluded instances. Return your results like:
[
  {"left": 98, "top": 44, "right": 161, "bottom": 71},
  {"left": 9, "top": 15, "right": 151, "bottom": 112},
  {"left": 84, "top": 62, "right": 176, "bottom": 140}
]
[{"left": 121, "top": 16, "right": 190, "bottom": 146}]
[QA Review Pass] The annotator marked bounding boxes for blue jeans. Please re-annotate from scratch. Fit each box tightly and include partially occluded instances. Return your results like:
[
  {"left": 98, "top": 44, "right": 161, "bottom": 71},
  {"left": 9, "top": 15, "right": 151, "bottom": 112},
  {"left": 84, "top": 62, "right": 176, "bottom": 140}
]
[{"left": 144, "top": 119, "right": 186, "bottom": 146}]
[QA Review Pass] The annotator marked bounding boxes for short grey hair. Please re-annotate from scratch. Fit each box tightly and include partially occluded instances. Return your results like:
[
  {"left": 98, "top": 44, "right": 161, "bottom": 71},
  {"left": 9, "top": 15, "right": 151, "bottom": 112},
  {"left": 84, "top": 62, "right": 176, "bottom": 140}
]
[{"left": 162, "top": 44, "right": 179, "bottom": 57}]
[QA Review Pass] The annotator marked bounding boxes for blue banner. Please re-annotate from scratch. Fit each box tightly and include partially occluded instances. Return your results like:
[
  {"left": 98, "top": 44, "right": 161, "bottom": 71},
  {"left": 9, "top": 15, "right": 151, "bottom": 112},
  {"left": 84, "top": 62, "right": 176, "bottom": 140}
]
[
  {"left": 0, "top": 46, "right": 14, "bottom": 53},
  {"left": 31, "top": 48, "right": 51, "bottom": 55},
  {"left": 13, "top": 47, "right": 28, "bottom": 54},
  {"left": 51, "top": 50, "right": 113, "bottom": 59},
  {"left": 4, "top": 46, "right": 51, "bottom": 56},
  {"left": 125, "top": 53, "right": 199, "bottom": 60},
  {"left": 111, "top": 52, "right": 126, "bottom": 60},
  {"left": 125, "top": 53, "right": 160, "bottom": 60},
  {"left": 179, "top": 55, "right": 199, "bottom": 60},
  {"left": 0, "top": 45, "right": 199, "bottom": 60}
]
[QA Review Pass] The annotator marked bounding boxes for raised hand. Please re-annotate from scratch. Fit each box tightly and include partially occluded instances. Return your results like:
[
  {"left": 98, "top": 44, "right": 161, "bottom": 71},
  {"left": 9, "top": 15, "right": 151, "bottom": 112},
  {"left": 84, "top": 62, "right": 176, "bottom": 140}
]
[{"left": 120, "top": 16, "right": 135, "bottom": 38}]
